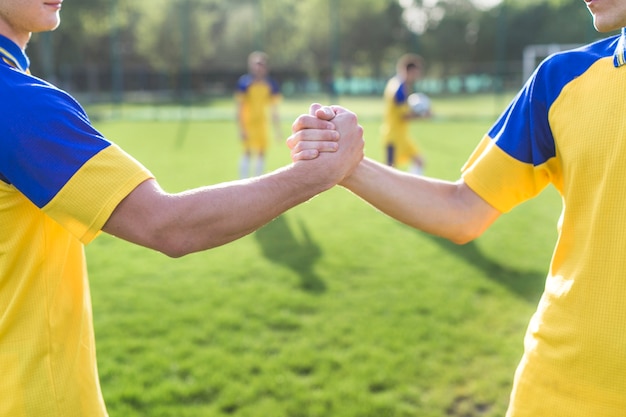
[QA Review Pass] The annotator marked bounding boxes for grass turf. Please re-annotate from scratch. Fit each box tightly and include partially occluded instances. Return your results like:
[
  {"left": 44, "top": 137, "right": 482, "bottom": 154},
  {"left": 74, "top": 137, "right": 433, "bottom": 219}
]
[{"left": 86, "top": 95, "right": 560, "bottom": 417}]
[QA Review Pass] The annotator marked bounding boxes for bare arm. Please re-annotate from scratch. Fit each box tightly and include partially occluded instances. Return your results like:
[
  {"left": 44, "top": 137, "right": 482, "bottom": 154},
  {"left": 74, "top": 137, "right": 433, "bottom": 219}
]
[
  {"left": 288, "top": 105, "right": 501, "bottom": 243},
  {"left": 340, "top": 158, "right": 500, "bottom": 244},
  {"left": 103, "top": 106, "right": 364, "bottom": 257},
  {"left": 104, "top": 169, "right": 327, "bottom": 258}
]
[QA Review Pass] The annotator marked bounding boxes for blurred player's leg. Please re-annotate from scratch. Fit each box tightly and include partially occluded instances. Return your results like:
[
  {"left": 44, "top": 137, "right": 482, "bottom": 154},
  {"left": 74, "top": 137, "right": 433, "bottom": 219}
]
[
  {"left": 239, "top": 153, "right": 250, "bottom": 178},
  {"left": 255, "top": 155, "right": 265, "bottom": 177}
]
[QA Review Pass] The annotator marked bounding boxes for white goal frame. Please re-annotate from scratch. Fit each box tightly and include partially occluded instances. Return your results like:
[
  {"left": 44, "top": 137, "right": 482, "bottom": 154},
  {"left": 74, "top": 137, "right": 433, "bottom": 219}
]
[{"left": 522, "top": 43, "right": 583, "bottom": 82}]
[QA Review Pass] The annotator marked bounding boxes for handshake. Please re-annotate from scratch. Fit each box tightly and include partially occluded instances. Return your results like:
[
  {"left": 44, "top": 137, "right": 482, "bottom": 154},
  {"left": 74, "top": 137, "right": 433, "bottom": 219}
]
[{"left": 286, "top": 103, "right": 365, "bottom": 188}]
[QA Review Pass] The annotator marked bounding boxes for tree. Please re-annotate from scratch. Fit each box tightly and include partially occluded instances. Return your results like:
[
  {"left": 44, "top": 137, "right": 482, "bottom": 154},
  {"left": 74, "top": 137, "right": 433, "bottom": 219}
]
[{"left": 25, "top": 0, "right": 609, "bottom": 95}]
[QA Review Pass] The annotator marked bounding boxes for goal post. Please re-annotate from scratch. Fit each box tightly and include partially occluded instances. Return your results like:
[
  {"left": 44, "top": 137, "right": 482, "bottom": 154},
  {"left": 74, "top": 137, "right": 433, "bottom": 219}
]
[{"left": 522, "top": 43, "right": 583, "bottom": 82}]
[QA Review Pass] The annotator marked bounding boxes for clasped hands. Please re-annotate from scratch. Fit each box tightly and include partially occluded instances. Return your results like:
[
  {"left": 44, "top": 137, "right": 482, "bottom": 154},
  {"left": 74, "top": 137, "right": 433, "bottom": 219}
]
[{"left": 286, "top": 103, "right": 364, "bottom": 185}]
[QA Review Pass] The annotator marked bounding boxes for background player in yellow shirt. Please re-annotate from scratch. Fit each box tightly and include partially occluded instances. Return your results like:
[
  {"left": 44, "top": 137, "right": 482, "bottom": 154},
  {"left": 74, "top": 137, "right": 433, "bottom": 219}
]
[
  {"left": 0, "top": 2, "right": 364, "bottom": 416},
  {"left": 291, "top": 0, "right": 626, "bottom": 415},
  {"left": 381, "top": 53, "right": 429, "bottom": 175},
  {"left": 235, "top": 51, "right": 282, "bottom": 178}
]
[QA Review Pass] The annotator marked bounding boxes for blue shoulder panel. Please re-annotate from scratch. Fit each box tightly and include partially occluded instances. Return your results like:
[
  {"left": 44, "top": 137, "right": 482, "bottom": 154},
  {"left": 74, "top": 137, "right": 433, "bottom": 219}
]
[
  {"left": 393, "top": 80, "right": 408, "bottom": 104},
  {"left": 236, "top": 74, "right": 253, "bottom": 92},
  {"left": 0, "top": 71, "right": 111, "bottom": 208},
  {"left": 269, "top": 77, "right": 280, "bottom": 95},
  {"left": 489, "top": 36, "right": 618, "bottom": 166}
]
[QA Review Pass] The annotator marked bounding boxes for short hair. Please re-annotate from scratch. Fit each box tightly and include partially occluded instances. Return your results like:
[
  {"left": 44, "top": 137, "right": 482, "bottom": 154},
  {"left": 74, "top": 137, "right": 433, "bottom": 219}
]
[
  {"left": 396, "top": 53, "right": 423, "bottom": 76},
  {"left": 248, "top": 51, "right": 269, "bottom": 69}
]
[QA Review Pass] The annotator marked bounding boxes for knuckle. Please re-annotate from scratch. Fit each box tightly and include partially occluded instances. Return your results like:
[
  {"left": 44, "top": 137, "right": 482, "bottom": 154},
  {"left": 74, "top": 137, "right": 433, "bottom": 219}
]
[{"left": 291, "top": 114, "right": 307, "bottom": 130}]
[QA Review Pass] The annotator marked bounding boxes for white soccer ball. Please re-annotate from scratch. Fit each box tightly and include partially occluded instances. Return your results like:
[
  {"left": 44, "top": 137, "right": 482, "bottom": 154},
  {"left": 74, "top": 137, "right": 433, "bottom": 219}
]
[{"left": 408, "top": 93, "right": 431, "bottom": 116}]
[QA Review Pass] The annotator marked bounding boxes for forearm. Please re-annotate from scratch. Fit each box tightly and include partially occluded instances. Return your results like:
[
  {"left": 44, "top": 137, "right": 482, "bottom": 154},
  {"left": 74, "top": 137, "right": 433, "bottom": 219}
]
[
  {"left": 104, "top": 105, "right": 364, "bottom": 257},
  {"left": 340, "top": 158, "right": 499, "bottom": 244},
  {"left": 104, "top": 164, "right": 334, "bottom": 257},
  {"left": 168, "top": 165, "right": 330, "bottom": 253}
]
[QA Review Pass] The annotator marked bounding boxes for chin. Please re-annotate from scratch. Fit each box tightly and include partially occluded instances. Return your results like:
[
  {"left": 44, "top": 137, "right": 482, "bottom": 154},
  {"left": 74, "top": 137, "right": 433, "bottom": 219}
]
[
  {"left": 34, "top": 24, "right": 60, "bottom": 33},
  {"left": 593, "top": 18, "right": 624, "bottom": 33}
]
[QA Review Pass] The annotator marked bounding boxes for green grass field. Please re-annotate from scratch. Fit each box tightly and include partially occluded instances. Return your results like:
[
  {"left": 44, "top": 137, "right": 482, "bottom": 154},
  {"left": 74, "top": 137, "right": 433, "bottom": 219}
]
[{"left": 86, "top": 95, "right": 561, "bottom": 417}]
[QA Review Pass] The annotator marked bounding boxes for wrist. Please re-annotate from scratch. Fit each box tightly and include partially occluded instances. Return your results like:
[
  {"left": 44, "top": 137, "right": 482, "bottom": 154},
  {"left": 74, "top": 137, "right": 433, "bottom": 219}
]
[{"left": 290, "top": 160, "right": 338, "bottom": 193}]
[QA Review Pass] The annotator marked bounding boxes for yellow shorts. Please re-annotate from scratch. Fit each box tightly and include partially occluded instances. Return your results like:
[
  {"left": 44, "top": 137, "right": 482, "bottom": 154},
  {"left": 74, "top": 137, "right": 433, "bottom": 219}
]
[
  {"left": 243, "top": 124, "right": 269, "bottom": 152},
  {"left": 385, "top": 138, "right": 420, "bottom": 165}
]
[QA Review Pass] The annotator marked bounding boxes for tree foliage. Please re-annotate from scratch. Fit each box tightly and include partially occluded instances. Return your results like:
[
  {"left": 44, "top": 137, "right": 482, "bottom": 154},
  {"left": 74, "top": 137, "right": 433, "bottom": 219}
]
[{"left": 26, "top": 0, "right": 605, "bottom": 85}]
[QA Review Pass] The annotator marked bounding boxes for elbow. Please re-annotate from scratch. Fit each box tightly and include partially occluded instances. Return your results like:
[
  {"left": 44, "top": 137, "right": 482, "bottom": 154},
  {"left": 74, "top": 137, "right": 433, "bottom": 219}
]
[
  {"left": 156, "top": 237, "right": 216, "bottom": 258},
  {"left": 150, "top": 234, "right": 192, "bottom": 258},
  {"left": 443, "top": 182, "right": 499, "bottom": 245},
  {"left": 151, "top": 224, "right": 227, "bottom": 258},
  {"left": 447, "top": 229, "right": 482, "bottom": 245},
  {"left": 152, "top": 227, "right": 220, "bottom": 258},
  {"left": 159, "top": 246, "right": 188, "bottom": 259},
  {"left": 143, "top": 220, "right": 202, "bottom": 258},
  {"left": 440, "top": 216, "right": 490, "bottom": 245}
]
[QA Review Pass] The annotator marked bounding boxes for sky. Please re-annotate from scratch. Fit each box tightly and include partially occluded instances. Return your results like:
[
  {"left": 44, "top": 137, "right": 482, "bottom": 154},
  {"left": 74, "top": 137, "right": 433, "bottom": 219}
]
[
  {"left": 471, "top": 0, "right": 502, "bottom": 10},
  {"left": 400, "top": 0, "right": 503, "bottom": 12},
  {"left": 399, "top": 0, "right": 504, "bottom": 34}
]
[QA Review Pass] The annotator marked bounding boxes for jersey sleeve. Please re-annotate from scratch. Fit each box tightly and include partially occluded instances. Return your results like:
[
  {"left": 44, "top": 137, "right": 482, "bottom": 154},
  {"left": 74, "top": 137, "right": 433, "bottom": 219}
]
[
  {"left": 0, "top": 78, "right": 153, "bottom": 243},
  {"left": 269, "top": 78, "right": 282, "bottom": 104},
  {"left": 393, "top": 81, "right": 408, "bottom": 105},
  {"left": 235, "top": 74, "right": 251, "bottom": 97},
  {"left": 461, "top": 62, "right": 560, "bottom": 213}
]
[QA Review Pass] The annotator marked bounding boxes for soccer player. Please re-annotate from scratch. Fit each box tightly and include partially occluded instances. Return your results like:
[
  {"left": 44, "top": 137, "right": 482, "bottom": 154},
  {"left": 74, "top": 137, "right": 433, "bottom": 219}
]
[
  {"left": 0, "top": 2, "right": 364, "bottom": 417},
  {"left": 290, "top": 1, "right": 626, "bottom": 415},
  {"left": 381, "top": 53, "right": 428, "bottom": 175},
  {"left": 235, "top": 51, "right": 282, "bottom": 178}
]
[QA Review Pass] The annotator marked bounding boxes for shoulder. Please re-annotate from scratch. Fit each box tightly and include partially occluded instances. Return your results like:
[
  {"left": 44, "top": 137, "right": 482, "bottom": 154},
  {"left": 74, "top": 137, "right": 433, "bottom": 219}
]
[
  {"left": 267, "top": 77, "right": 281, "bottom": 94},
  {"left": 0, "top": 70, "right": 102, "bottom": 150},
  {"left": 236, "top": 74, "right": 254, "bottom": 91},
  {"left": 541, "top": 35, "right": 618, "bottom": 70},
  {"left": 384, "top": 77, "right": 405, "bottom": 99},
  {"left": 530, "top": 36, "right": 618, "bottom": 102},
  {"left": 0, "top": 73, "right": 93, "bottom": 146},
  {"left": 384, "top": 76, "right": 401, "bottom": 91},
  {"left": 2, "top": 69, "right": 87, "bottom": 113},
  {"left": 0, "top": 73, "right": 114, "bottom": 208}
]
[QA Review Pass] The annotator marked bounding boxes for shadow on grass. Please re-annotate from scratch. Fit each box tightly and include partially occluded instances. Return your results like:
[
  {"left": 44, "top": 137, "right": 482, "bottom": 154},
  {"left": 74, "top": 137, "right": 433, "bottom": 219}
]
[
  {"left": 424, "top": 234, "right": 546, "bottom": 303},
  {"left": 254, "top": 215, "right": 326, "bottom": 293}
]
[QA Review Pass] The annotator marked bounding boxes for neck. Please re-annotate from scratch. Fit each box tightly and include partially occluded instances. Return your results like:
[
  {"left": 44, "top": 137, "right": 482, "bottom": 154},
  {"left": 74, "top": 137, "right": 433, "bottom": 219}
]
[
  {"left": 0, "top": 25, "right": 32, "bottom": 51},
  {"left": 14, "top": 38, "right": 29, "bottom": 51}
]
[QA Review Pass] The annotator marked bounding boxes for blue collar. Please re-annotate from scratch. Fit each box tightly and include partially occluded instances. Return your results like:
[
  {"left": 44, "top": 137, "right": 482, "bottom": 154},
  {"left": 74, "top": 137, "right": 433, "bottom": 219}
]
[
  {"left": 0, "top": 34, "right": 30, "bottom": 72},
  {"left": 614, "top": 28, "right": 626, "bottom": 67}
]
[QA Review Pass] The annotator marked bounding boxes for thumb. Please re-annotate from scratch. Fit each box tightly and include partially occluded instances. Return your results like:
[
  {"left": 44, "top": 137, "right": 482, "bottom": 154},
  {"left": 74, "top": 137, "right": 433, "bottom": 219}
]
[
  {"left": 314, "top": 105, "right": 336, "bottom": 121},
  {"left": 329, "top": 105, "right": 349, "bottom": 115},
  {"left": 309, "top": 103, "right": 323, "bottom": 115}
]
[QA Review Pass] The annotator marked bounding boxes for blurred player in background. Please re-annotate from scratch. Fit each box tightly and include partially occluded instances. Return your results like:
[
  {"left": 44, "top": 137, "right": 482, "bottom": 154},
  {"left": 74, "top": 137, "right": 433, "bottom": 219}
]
[
  {"left": 235, "top": 51, "right": 282, "bottom": 178},
  {"left": 0, "top": 3, "right": 364, "bottom": 416},
  {"left": 291, "top": 0, "right": 626, "bottom": 415},
  {"left": 381, "top": 53, "right": 430, "bottom": 175}
]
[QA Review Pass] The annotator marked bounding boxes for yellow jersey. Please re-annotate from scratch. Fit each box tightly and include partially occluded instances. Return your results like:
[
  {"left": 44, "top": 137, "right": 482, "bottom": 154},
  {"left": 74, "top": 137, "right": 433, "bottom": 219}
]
[
  {"left": 0, "top": 35, "right": 152, "bottom": 417},
  {"left": 463, "top": 30, "right": 626, "bottom": 417}
]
